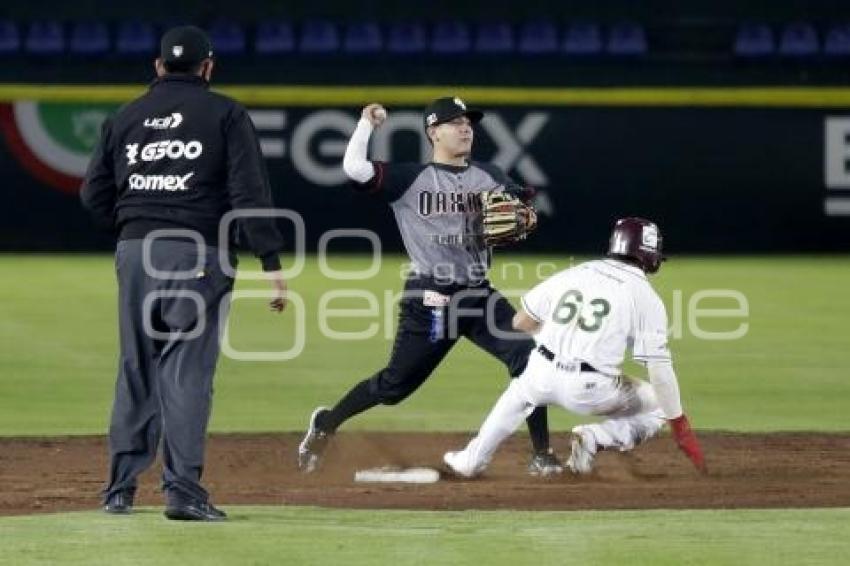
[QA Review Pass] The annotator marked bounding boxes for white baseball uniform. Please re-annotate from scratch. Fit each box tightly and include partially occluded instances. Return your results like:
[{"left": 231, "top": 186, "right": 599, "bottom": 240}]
[{"left": 447, "top": 258, "right": 683, "bottom": 475}]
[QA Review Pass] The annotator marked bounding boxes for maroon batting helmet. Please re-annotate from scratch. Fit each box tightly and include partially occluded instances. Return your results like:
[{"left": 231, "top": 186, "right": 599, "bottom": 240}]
[{"left": 607, "top": 217, "right": 664, "bottom": 273}]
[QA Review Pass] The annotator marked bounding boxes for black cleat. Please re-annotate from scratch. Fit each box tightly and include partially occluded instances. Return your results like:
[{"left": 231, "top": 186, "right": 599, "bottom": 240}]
[
  {"left": 164, "top": 499, "right": 227, "bottom": 522},
  {"left": 103, "top": 490, "right": 135, "bottom": 515},
  {"left": 527, "top": 448, "right": 564, "bottom": 477}
]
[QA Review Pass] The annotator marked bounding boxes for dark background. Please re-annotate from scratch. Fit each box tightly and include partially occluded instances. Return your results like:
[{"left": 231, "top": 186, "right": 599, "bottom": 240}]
[
  {"left": 1, "top": 0, "right": 848, "bottom": 253},
  {"left": 2, "top": 105, "right": 847, "bottom": 253}
]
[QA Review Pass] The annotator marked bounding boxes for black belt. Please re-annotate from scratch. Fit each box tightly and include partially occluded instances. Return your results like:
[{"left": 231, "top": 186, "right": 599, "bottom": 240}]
[
  {"left": 406, "top": 274, "right": 490, "bottom": 295},
  {"left": 536, "top": 345, "right": 597, "bottom": 373}
]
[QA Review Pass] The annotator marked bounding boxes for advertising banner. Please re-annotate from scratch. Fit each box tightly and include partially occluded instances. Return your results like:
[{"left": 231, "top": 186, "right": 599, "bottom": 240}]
[{"left": 2, "top": 97, "right": 848, "bottom": 252}]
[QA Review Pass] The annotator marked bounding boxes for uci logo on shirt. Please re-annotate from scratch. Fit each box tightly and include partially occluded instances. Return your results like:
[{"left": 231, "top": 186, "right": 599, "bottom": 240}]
[
  {"left": 143, "top": 112, "right": 183, "bottom": 129},
  {"left": 125, "top": 140, "right": 203, "bottom": 166}
]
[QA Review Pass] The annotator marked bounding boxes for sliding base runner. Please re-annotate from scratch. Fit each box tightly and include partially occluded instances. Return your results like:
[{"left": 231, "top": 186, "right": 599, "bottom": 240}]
[{"left": 443, "top": 217, "right": 707, "bottom": 478}]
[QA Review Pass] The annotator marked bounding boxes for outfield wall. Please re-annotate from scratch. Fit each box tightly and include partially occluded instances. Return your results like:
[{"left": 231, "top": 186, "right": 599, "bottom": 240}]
[{"left": 1, "top": 86, "right": 849, "bottom": 252}]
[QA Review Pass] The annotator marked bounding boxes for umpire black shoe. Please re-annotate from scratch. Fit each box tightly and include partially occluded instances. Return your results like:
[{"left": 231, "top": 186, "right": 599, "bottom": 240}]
[
  {"left": 528, "top": 448, "right": 564, "bottom": 477},
  {"left": 164, "top": 499, "right": 227, "bottom": 522},
  {"left": 298, "top": 406, "right": 332, "bottom": 473},
  {"left": 103, "top": 490, "right": 134, "bottom": 514}
]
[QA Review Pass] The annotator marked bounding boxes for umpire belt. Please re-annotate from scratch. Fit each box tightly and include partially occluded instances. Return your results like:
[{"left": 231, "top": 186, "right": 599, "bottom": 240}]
[{"left": 536, "top": 345, "right": 599, "bottom": 373}]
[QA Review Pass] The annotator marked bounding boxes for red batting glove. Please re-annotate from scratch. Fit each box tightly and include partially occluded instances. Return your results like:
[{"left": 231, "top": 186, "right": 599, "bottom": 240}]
[{"left": 669, "top": 414, "right": 707, "bottom": 474}]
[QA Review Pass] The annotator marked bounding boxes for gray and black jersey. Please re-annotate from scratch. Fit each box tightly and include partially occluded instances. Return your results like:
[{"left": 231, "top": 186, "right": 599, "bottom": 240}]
[{"left": 354, "top": 160, "right": 532, "bottom": 285}]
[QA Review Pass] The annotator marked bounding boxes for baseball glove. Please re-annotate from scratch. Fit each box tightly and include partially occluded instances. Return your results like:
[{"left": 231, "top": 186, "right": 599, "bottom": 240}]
[{"left": 477, "top": 190, "right": 538, "bottom": 246}]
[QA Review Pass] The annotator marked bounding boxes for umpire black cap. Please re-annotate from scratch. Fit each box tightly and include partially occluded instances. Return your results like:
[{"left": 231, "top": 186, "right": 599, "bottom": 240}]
[
  {"left": 160, "top": 25, "right": 213, "bottom": 66},
  {"left": 423, "top": 96, "right": 483, "bottom": 130}
]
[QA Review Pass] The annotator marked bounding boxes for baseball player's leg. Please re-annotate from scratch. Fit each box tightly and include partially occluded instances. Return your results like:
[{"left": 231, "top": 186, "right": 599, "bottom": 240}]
[
  {"left": 103, "top": 240, "right": 162, "bottom": 504},
  {"left": 314, "top": 295, "right": 458, "bottom": 433},
  {"left": 575, "top": 409, "right": 666, "bottom": 452},
  {"left": 154, "top": 242, "right": 234, "bottom": 504},
  {"left": 298, "top": 297, "right": 457, "bottom": 473},
  {"left": 575, "top": 376, "right": 665, "bottom": 451},
  {"left": 445, "top": 353, "right": 554, "bottom": 476},
  {"left": 461, "top": 288, "right": 553, "bottom": 462},
  {"left": 300, "top": 292, "right": 458, "bottom": 471},
  {"left": 564, "top": 374, "right": 665, "bottom": 473}
]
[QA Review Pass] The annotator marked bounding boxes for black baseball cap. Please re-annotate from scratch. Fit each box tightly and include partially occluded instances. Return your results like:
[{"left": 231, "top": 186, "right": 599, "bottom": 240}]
[
  {"left": 423, "top": 96, "right": 483, "bottom": 130},
  {"left": 160, "top": 25, "right": 213, "bottom": 66}
]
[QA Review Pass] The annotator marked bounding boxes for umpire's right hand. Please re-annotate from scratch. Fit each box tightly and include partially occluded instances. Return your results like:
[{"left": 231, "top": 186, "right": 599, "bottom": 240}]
[{"left": 267, "top": 270, "right": 288, "bottom": 312}]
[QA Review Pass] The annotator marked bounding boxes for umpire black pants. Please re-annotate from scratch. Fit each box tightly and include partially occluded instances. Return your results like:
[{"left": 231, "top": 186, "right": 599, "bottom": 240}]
[
  {"left": 103, "top": 238, "right": 235, "bottom": 504},
  {"left": 369, "top": 277, "right": 534, "bottom": 404}
]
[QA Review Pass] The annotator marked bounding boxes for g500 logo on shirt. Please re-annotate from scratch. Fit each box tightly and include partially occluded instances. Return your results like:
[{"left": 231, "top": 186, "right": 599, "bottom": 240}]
[{"left": 125, "top": 140, "right": 203, "bottom": 165}]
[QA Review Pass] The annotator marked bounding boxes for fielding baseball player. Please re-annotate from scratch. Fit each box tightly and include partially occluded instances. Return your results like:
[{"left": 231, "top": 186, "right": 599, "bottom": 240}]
[
  {"left": 443, "top": 217, "right": 706, "bottom": 477},
  {"left": 298, "top": 97, "right": 562, "bottom": 476}
]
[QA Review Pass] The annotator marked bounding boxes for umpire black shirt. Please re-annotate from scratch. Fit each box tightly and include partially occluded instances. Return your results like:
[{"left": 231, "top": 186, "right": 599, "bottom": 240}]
[{"left": 81, "top": 74, "right": 283, "bottom": 271}]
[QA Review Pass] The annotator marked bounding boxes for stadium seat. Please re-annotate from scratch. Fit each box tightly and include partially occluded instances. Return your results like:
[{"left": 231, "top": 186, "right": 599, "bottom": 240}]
[
  {"left": 563, "top": 22, "right": 603, "bottom": 55},
  {"left": 518, "top": 20, "right": 558, "bottom": 54},
  {"left": 343, "top": 22, "right": 382, "bottom": 54},
  {"left": 0, "top": 21, "right": 20, "bottom": 54},
  {"left": 431, "top": 21, "right": 471, "bottom": 54},
  {"left": 607, "top": 21, "right": 647, "bottom": 55},
  {"left": 734, "top": 23, "right": 775, "bottom": 57},
  {"left": 824, "top": 24, "right": 850, "bottom": 56},
  {"left": 778, "top": 22, "right": 819, "bottom": 57},
  {"left": 255, "top": 22, "right": 295, "bottom": 54},
  {"left": 69, "top": 22, "right": 109, "bottom": 55},
  {"left": 115, "top": 21, "right": 155, "bottom": 55},
  {"left": 299, "top": 20, "right": 339, "bottom": 53},
  {"left": 386, "top": 22, "right": 427, "bottom": 54},
  {"left": 474, "top": 23, "right": 514, "bottom": 54},
  {"left": 25, "top": 20, "right": 64, "bottom": 55},
  {"left": 158, "top": 19, "right": 193, "bottom": 40},
  {"left": 208, "top": 20, "right": 246, "bottom": 55}
]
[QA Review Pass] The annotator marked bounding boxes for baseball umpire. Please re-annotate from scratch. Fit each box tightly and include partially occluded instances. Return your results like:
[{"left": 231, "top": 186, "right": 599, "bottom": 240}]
[
  {"left": 81, "top": 25, "right": 286, "bottom": 521},
  {"left": 298, "top": 97, "right": 562, "bottom": 476}
]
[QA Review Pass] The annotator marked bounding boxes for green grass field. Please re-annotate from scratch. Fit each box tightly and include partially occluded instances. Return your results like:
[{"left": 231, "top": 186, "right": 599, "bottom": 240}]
[
  {"left": 0, "top": 254, "right": 848, "bottom": 435},
  {"left": 1, "top": 254, "right": 848, "bottom": 565},
  {"left": 1, "top": 507, "right": 849, "bottom": 566}
]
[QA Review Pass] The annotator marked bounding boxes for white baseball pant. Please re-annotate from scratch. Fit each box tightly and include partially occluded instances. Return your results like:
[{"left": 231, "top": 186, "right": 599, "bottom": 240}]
[{"left": 453, "top": 349, "right": 666, "bottom": 473}]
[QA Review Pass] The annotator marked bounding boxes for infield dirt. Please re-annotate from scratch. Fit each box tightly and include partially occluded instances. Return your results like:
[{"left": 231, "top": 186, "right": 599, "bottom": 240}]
[{"left": 2, "top": 432, "right": 848, "bottom": 515}]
